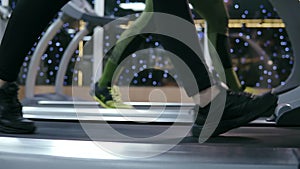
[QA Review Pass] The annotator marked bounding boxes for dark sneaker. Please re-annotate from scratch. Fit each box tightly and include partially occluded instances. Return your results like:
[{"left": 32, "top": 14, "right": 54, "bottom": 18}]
[
  {"left": 91, "top": 82, "right": 133, "bottom": 109},
  {"left": 0, "top": 82, "right": 36, "bottom": 134},
  {"left": 192, "top": 89, "right": 278, "bottom": 138}
]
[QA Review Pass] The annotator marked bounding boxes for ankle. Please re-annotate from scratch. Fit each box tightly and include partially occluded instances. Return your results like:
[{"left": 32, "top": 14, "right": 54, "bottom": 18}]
[
  {"left": 0, "top": 79, "right": 7, "bottom": 88},
  {"left": 192, "top": 85, "right": 223, "bottom": 108},
  {"left": 224, "top": 68, "right": 242, "bottom": 91}
]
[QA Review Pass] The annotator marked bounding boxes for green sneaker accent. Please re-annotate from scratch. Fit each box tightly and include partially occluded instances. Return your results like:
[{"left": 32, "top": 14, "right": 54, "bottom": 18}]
[
  {"left": 93, "top": 95, "right": 111, "bottom": 108},
  {"left": 91, "top": 83, "right": 133, "bottom": 109},
  {"left": 109, "top": 86, "right": 133, "bottom": 109}
]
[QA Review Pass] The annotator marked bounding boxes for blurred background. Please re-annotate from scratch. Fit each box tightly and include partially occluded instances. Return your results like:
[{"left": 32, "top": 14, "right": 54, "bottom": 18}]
[{"left": 6, "top": 0, "right": 292, "bottom": 91}]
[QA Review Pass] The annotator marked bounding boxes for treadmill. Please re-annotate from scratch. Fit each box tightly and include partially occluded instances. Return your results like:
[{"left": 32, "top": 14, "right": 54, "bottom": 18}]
[{"left": 1, "top": 1, "right": 299, "bottom": 168}]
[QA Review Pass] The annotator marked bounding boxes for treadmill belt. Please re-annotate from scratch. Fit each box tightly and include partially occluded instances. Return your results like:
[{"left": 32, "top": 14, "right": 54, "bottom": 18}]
[{"left": 0, "top": 120, "right": 300, "bottom": 148}]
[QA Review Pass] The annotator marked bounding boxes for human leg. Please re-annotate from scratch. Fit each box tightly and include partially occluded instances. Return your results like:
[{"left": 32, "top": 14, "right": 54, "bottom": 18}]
[
  {"left": 0, "top": 0, "right": 69, "bottom": 81},
  {"left": 0, "top": 0, "right": 69, "bottom": 133},
  {"left": 93, "top": 0, "right": 278, "bottom": 137},
  {"left": 150, "top": 0, "right": 278, "bottom": 137},
  {"left": 93, "top": 0, "right": 215, "bottom": 108},
  {"left": 92, "top": 0, "right": 155, "bottom": 108},
  {"left": 189, "top": 0, "right": 242, "bottom": 91}
]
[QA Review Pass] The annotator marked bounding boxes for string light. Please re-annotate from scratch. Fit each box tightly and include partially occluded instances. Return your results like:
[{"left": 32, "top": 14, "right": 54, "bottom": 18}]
[{"left": 16, "top": 0, "right": 293, "bottom": 89}]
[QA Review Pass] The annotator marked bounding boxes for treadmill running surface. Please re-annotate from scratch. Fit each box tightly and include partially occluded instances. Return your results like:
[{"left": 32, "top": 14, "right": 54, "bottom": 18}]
[{"left": 1, "top": 120, "right": 299, "bottom": 148}]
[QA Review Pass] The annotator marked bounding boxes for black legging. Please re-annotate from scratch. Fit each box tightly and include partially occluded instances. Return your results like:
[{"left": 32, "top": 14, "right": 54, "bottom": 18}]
[
  {"left": 0, "top": 0, "right": 69, "bottom": 82},
  {"left": 151, "top": 0, "right": 213, "bottom": 95},
  {"left": 0, "top": 0, "right": 213, "bottom": 96},
  {"left": 110, "top": 0, "right": 213, "bottom": 96}
]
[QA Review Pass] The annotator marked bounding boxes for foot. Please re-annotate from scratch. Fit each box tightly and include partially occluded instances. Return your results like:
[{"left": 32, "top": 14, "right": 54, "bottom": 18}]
[
  {"left": 0, "top": 82, "right": 36, "bottom": 134},
  {"left": 90, "top": 82, "right": 133, "bottom": 109},
  {"left": 192, "top": 88, "right": 278, "bottom": 138}
]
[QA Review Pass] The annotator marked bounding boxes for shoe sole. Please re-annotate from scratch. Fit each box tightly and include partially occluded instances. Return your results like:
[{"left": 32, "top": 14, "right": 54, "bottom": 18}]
[
  {"left": 192, "top": 96, "right": 278, "bottom": 138},
  {"left": 0, "top": 124, "right": 36, "bottom": 134},
  {"left": 93, "top": 96, "right": 133, "bottom": 109},
  {"left": 93, "top": 96, "right": 113, "bottom": 108}
]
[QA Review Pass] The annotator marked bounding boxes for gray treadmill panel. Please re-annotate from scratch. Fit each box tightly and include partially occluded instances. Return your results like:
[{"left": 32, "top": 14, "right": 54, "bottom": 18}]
[
  {"left": 37, "top": 100, "right": 195, "bottom": 107},
  {"left": 23, "top": 106, "right": 194, "bottom": 123}
]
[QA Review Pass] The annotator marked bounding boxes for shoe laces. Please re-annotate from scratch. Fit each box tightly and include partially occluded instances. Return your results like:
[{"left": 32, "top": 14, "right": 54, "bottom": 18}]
[
  {"left": 109, "top": 85, "right": 123, "bottom": 104},
  {"left": 227, "top": 90, "right": 254, "bottom": 99}
]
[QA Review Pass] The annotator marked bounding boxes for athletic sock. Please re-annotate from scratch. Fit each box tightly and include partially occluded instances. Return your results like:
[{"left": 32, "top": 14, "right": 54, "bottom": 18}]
[{"left": 0, "top": 79, "right": 6, "bottom": 88}]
